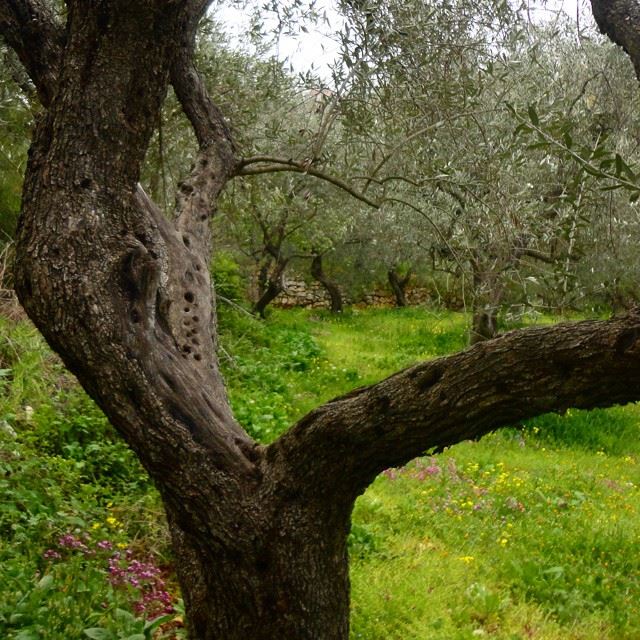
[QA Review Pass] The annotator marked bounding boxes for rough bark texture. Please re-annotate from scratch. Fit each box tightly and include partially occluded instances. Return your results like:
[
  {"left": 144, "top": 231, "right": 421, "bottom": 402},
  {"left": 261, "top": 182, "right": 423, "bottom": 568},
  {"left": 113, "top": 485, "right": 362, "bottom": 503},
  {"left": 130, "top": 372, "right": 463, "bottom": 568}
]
[
  {"left": 253, "top": 255, "right": 288, "bottom": 318},
  {"left": 591, "top": 0, "right": 640, "bottom": 79},
  {"left": 5, "top": 2, "right": 640, "bottom": 638},
  {"left": 311, "top": 252, "right": 343, "bottom": 313}
]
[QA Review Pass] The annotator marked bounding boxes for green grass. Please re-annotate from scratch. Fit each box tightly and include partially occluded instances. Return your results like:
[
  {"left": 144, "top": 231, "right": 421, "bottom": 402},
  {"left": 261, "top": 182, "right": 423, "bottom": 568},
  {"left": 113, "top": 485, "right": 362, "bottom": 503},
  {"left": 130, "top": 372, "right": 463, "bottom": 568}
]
[{"left": 2, "top": 307, "right": 640, "bottom": 639}]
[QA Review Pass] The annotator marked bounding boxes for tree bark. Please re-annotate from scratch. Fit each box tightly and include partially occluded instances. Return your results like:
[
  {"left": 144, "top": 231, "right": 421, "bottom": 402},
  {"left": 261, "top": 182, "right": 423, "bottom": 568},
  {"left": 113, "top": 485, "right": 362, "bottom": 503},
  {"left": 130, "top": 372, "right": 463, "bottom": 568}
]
[
  {"left": 470, "top": 307, "right": 499, "bottom": 344},
  {"left": 164, "top": 479, "right": 352, "bottom": 640},
  {"left": 591, "top": 0, "right": 640, "bottom": 80},
  {"left": 5, "top": 2, "right": 640, "bottom": 639},
  {"left": 253, "top": 256, "right": 288, "bottom": 318},
  {"left": 311, "top": 252, "right": 343, "bottom": 313},
  {"left": 387, "top": 267, "right": 411, "bottom": 307}
]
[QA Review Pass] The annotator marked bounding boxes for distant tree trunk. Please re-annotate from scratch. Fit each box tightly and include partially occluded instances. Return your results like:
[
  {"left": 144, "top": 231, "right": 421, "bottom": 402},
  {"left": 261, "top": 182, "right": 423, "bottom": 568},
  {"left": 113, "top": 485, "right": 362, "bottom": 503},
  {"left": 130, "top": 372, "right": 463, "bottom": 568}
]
[
  {"left": 470, "top": 306, "right": 499, "bottom": 344},
  {"left": 468, "top": 254, "right": 502, "bottom": 344},
  {"left": 256, "top": 259, "right": 270, "bottom": 297},
  {"left": 311, "top": 252, "right": 343, "bottom": 313},
  {"left": 387, "top": 267, "right": 411, "bottom": 307},
  {"left": 253, "top": 256, "right": 288, "bottom": 318}
]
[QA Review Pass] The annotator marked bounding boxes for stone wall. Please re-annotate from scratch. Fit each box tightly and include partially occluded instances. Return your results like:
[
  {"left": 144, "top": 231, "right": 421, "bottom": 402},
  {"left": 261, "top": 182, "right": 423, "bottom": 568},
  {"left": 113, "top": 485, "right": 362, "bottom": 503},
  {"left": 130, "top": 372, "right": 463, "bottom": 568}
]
[{"left": 273, "top": 277, "right": 432, "bottom": 309}]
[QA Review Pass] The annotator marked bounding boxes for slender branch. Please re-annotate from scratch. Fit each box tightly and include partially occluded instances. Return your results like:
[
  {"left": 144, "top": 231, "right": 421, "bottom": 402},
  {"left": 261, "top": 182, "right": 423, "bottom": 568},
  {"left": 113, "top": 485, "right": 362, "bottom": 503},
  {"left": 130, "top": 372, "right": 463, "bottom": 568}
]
[
  {"left": 514, "top": 112, "right": 640, "bottom": 193},
  {"left": 0, "top": 0, "right": 64, "bottom": 106},
  {"left": 237, "top": 156, "right": 381, "bottom": 209},
  {"left": 353, "top": 173, "right": 451, "bottom": 188},
  {"left": 270, "top": 310, "right": 640, "bottom": 494}
]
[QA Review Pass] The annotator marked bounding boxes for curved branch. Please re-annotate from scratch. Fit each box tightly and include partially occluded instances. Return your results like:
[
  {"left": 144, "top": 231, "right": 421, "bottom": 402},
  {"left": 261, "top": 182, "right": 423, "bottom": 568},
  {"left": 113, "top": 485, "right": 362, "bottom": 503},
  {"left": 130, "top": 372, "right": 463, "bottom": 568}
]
[
  {"left": 0, "top": 0, "right": 64, "bottom": 106},
  {"left": 269, "top": 311, "right": 640, "bottom": 495},
  {"left": 237, "top": 156, "right": 381, "bottom": 209},
  {"left": 169, "top": 16, "right": 238, "bottom": 260}
]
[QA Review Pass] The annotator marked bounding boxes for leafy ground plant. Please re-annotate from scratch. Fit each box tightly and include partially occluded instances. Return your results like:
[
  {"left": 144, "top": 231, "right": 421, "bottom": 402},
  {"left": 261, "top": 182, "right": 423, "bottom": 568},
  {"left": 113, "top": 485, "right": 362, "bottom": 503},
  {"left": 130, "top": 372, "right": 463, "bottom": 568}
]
[{"left": 2, "top": 307, "right": 640, "bottom": 638}]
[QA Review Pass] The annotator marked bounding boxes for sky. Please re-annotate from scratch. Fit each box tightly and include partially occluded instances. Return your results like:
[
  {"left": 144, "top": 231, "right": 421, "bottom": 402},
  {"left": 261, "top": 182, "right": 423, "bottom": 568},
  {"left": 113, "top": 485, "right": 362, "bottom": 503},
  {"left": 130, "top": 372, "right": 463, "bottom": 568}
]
[
  {"left": 215, "top": 0, "right": 344, "bottom": 79},
  {"left": 214, "top": 0, "right": 593, "bottom": 80}
]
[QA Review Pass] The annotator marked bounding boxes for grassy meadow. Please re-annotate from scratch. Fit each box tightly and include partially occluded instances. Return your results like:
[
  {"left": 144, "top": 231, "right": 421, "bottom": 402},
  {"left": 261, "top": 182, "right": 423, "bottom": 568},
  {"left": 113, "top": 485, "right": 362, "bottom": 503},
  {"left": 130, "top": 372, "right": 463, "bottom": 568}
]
[{"left": 1, "top": 307, "right": 639, "bottom": 639}]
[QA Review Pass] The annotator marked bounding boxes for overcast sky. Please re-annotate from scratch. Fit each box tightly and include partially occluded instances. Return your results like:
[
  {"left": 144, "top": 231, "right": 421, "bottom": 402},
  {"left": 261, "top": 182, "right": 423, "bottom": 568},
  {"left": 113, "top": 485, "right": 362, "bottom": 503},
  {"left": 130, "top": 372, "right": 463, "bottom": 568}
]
[{"left": 214, "top": 0, "right": 593, "bottom": 80}]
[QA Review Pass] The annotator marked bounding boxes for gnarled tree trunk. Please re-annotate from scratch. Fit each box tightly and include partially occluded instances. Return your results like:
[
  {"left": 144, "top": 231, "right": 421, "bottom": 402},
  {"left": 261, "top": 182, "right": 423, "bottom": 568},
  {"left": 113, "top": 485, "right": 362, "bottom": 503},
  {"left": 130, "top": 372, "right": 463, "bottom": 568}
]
[
  {"left": 387, "top": 267, "right": 411, "bottom": 307},
  {"left": 311, "top": 252, "right": 343, "bottom": 313},
  {"left": 469, "top": 307, "right": 499, "bottom": 344},
  {"left": 4, "top": 1, "right": 640, "bottom": 638},
  {"left": 253, "top": 255, "right": 288, "bottom": 318}
]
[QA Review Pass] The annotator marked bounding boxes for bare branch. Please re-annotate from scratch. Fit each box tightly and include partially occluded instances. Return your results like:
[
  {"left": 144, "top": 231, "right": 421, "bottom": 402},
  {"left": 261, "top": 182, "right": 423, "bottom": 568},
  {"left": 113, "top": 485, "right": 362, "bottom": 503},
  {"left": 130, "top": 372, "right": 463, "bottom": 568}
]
[
  {"left": 237, "top": 156, "right": 381, "bottom": 209},
  {"left": 270, "top": 311, "right": 640, "bottom": 494},
  {"left": 0, "top": 0, "right": 64, "bottom": 106}
]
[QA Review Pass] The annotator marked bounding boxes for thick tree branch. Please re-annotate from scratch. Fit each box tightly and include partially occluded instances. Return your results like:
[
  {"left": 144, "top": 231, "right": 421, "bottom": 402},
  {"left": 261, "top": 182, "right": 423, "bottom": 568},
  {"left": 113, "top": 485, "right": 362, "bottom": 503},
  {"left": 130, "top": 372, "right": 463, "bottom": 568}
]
[
  {"left": 269, "top": 311, "right": 640, "bottom": 496},
  {"left": 170, "top": 31, "right": 238, "bottom": 262},
  {"left": 0, "top": 0, "right": 64, "bottom": 106},
  {"left": 518, "top": 247, "right": 554, "bottom": 264},
  {"left": 591, "top": 0, "right": 640, "bottom": 80}
]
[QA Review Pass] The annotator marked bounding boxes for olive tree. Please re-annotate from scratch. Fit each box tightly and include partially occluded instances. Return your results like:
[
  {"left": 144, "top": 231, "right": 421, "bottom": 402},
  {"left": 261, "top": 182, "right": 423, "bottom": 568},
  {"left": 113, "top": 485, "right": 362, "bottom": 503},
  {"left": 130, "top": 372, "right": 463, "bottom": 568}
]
[{"left": 2, "top": 1, "right": 640, "bottom": 638}]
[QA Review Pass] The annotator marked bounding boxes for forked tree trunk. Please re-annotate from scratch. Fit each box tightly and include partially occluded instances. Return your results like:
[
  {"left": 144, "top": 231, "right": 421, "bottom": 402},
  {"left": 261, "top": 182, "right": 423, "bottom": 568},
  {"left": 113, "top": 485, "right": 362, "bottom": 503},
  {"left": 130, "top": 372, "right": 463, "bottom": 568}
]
[
  {"left": 311, "top": 252, "right": 343, "bottom": 313},
  {"left": 5, "top": 1, "right": 640, "bottom": 639}
]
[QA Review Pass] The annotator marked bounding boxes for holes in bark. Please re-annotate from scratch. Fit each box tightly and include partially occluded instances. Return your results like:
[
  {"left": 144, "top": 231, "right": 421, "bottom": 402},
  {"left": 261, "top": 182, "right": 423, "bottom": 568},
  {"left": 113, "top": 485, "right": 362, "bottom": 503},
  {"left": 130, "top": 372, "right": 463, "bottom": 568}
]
[
  {"left": 200, "top": 214, "right": 207, "bottom": 221},
  {"left": 96, "top": 6, "right": 110, "bottom": 33},
  {"left": 182, "top": 235, "right": 191, "bottom": 248},
  {"left": 415, "top": 366, "right": 443, "bottom": 392},
  {"left": 130, "top": 309, "right": 141, "bottom": 324},
  {"left": 184, "top": 307, "right": 190, "bottom": 313},
  {"left": 376, "top": 393, "right": 391, "bottom": 414},
  {"left": 194, "top": 263, "right": 201, "bottom": 272},
  {"left": 615, "top": 328, "right": 640, "bottom": 354},
  {"left": 80, "top": 177, "right": 92, "bottom": 189},
  {"left": 194, "top": 354, "right": 202, "bottom": 361},
  {"left": 191, "top": 338, "right": 200, "bottom": 347},
  {"left": 255, "top": 555, "right": 270, "bottom": 573},
  {"left": 494, "top": 380, "right": 508, "bottom": 395},
  {"left": 192, "top": 316, "right": 199, "bottom": 323},
  {"left": 184, "top": 291, "right": 195, "bottom": 304}
]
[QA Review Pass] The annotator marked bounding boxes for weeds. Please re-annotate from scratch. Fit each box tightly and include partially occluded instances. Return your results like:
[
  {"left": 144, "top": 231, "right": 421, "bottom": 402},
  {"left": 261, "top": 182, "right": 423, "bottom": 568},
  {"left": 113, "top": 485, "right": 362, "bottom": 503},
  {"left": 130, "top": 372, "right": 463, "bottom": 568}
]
[{"left": 1, "top": 307, "right": 640, "bottom": 638}]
